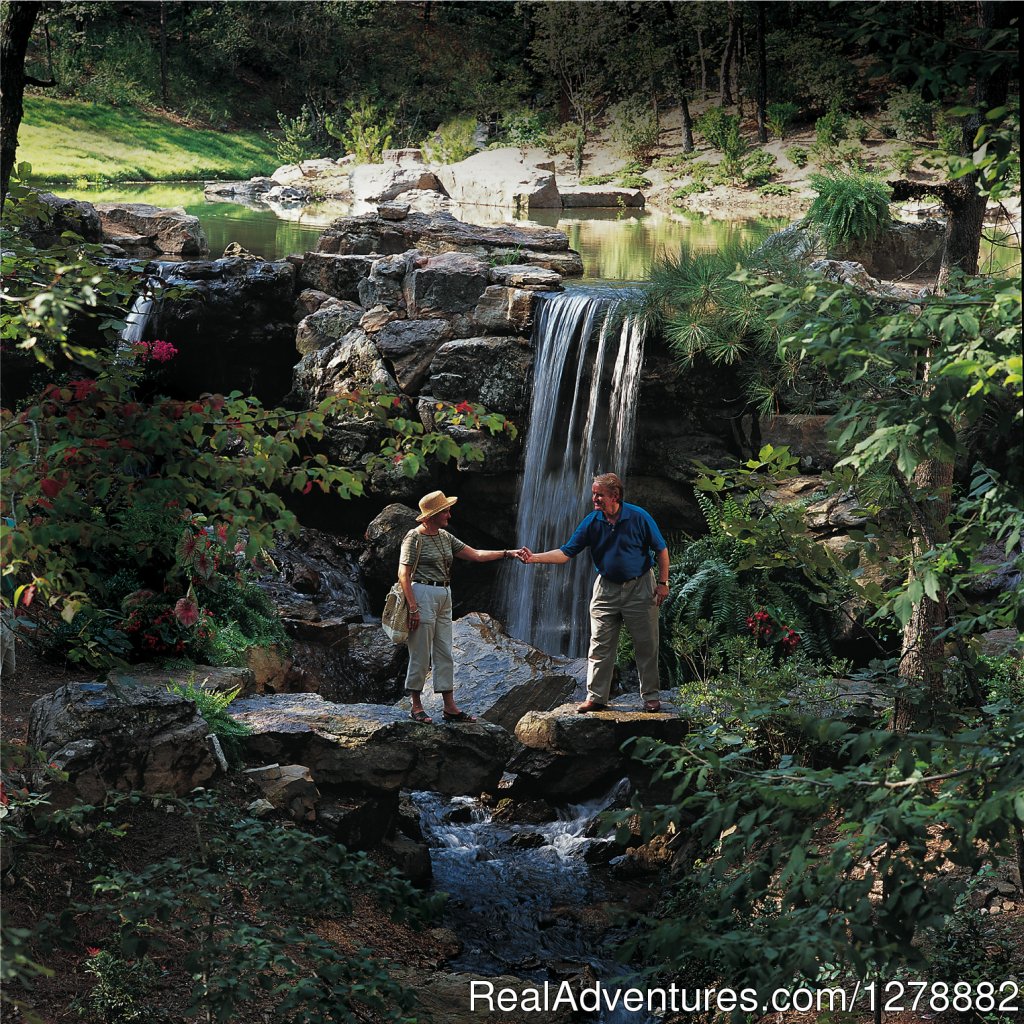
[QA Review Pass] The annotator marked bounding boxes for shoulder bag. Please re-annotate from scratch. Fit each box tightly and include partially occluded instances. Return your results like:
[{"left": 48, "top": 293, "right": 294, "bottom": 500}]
[{"left": 381, "top": 530, "right": 423, "bottom": 645}]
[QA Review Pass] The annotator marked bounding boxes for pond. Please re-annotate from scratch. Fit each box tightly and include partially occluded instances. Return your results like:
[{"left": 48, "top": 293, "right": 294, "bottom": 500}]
[{"left": 48, "top": 181, "right": 787, "bottom": 284}]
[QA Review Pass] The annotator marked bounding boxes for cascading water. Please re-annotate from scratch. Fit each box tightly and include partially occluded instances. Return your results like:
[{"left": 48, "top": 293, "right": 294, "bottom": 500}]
[
  {"left": 118, "top": 263, "right": 174, "bottom": 354},
  {"left": 501, "top": 290, "right": 646, "bottom": 657},
  {"left": 412, "top": 781, "right": 654, "bottom": 1024}
]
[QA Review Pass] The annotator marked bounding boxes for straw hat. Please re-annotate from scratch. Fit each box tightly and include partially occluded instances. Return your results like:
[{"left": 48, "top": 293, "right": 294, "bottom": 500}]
[{"left": 416, "top": 490, "right": 458, "bottom": 521}]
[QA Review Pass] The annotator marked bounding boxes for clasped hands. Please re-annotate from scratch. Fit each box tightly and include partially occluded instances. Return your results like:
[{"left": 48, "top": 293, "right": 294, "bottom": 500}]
[{"left": 505, "top": 547, "right": 532, "bottom": 563}]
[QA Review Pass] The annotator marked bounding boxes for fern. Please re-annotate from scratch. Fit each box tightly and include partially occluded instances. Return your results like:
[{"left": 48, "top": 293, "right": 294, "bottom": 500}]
[{"left": 805, "top": 171, "right": 892, "bottom": 249}]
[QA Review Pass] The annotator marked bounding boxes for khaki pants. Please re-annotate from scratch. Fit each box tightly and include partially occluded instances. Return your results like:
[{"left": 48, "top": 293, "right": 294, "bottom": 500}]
[
  {"left": 586, "top": 572, "right": 661, "bottom": 703},
  {"left": 404, "top": 583, "right": 454, "bottom": 694}
]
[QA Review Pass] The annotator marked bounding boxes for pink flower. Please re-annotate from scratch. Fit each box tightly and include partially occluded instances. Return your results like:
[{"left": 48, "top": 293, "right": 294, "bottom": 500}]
[
  {"left": 86, "top": 947, "right": 101, "bottom": 957},
  {"left": 150, "top": 340, "right": 178, "bottom": 363},
  {"left": 69, "top": 379, "right": 96, "bottom": 401}
]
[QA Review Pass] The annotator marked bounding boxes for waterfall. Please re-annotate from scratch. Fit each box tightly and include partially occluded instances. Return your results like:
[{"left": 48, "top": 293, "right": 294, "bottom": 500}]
[
  {"left": 118, "top": 263, "right": 174, "bottom": 354},
  {"left": 501, "top": 291, "right": 645, "bottom": 657}
]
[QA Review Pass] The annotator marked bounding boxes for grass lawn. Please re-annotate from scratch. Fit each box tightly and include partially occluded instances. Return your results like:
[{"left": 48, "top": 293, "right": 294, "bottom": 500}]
[{"left": 18, "top": 96, "right": 281, "bottom": 183}]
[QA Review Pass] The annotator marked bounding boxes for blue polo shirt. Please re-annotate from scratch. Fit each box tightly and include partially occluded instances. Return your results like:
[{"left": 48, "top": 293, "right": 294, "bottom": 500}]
[{"left": 560, "top": 503, "right": 667, "bottom": 583}]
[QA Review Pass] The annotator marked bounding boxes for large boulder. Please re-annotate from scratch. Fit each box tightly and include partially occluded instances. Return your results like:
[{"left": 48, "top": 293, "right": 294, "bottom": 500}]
[
  {"left": 507, "top": 700, "right": 687, "bottom": 802},
  {"left": 315, "top": 210, "right": 583, "bottom": 276},
  {"left": 93, "top": 202, "right": 208, "bottom": 257},
  {"left": 27, "top": 681, "right": 221, "bottom": 802},
  {"left": 295, "top": 301, "right": 364, "bottom": 356},
  {"left": 373, "top": 318, "right": 454, "bottom": 393},
  {"left": 350, "top": 152, "right": 444, "bottom": 205},
  {"left": 472, "top": 285, "right": 537, "bottom": 336},
  {"left": 403, "top": 252, "right": 491, "bottom": 318},
  {"left": 560, "top": 185, "right": 645, "bottom": 209},
  {"left": 400, "top": 613, "right": 586, "bottom": 732},
  {"left": 229, "top": 693, "right": 515, "bottom": 796},
  {"left": 434, "top": 148, "right": 561, "bottom": 212},
  {"left": 290, "top": 328, "right": 396, "bottom": 406},
  {"left": 427, "top": 335, "right": 533, "bottom": 416},
  {"left": 298, "top": 252, "right": 377, "bottom": 302}
]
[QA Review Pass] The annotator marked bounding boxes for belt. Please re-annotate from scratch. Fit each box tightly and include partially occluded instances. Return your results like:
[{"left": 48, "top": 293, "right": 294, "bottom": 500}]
[
  {"left": 412, "top": 578, "right": 449, "bottom": 587},
  {"left": 602, "top": 571, "right": 651, "bottom": 585}
]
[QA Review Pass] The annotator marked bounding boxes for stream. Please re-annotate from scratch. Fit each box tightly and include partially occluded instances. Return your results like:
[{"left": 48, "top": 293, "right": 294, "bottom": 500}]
[{"left": 412, "top": 780, "right": 656, "bottom": 1023}]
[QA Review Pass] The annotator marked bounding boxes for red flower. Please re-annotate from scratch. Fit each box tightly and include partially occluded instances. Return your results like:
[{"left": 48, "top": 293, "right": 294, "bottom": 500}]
[
  {"left": 85, "top": 947, "right": 101, "bottom": 957},
  {"left": 302, "top": 481, "right": 313, "bottom": 495},
  {"left": 150, "top": 340, "right": 178, "bottom": 363},
  {"left": 69, "top": 379, "right": 96, "bottom": 401},
  {"left": 455, "top": 400, "right": 473, "bottom": 414},
  {"left": 40, "top": 477, "right": 63, "bottom": 498}
]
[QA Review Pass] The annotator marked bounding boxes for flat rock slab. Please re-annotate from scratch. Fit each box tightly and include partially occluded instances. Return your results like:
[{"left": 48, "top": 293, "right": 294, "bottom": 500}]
[
  {"left": 515, "top": 699, "right": 687, "bottom": 754},
  {"left": 230, "top": 692, "right": 515, "bottom": 796},
  {"left": 560, "top": 186, "right": 645, "bottom": 209}
]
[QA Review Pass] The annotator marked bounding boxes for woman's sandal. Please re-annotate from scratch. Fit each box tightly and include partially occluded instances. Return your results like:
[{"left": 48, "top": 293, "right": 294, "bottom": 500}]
[
  {"left": 409, "top": 709, "right": 433, "bottom": 723},
  {"left": 442, "top": 710, "right": 475, "bottom": 723}
]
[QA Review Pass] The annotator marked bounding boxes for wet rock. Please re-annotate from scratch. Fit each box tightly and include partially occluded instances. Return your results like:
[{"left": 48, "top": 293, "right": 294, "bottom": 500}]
[
  {"left": 491, "top": 798, "right": 557, "bottom": 825},
  {"left": 515, "top": 700, "right": 687, "bottom": 754},
  {"left": 294, "top": 287, "right": 339, "bottom": 321},
  {"left": 804, "top": 490, "right": 869, "bottom": 532},
  {"left": 404, "top": 251, "right": 490, "bottom": 318},
  {"left": 505, "top": 747, "right": 624, "bottom": 802},
  {"left": 360, "top": 503, "right": 420, "bottom": 608},
  {"left": 230, "top": 693, "right": 515, "bottom": 796},
  {"left": 758, "top": 414, "right": 834, "bottom": 470},
  {"left": 358, "top": 251, "right": 417, "bottom": 310},
  {"left": 19, "top": 190, "right": 102, "bottom": 247},
  {"left": 380, "top": 833, "right": 433, "bottom": 886},
  {"left": 374, "top": 318, "right": 454, "bottom": 392},
  {"left": 28, "top": 681, "right": 220, "bottom": 802},
  {"left": 486, "top": 264, "right": 563, "bottom": 290},
  {"left": 472, "top": 285, "right": 537, "bottom": 335},
  {"left": 290, "top": 328, "right": 396, "bottom": 406}
]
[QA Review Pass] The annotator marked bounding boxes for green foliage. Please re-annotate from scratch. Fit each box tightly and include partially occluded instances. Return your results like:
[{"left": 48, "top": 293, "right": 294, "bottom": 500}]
[
  {"left": 652, "top": 152, "right": 696, "bottom": 171},
  {"left": 618, "top": 172, "right": 652, "bottom": 190},
  {"left": 614, "top": 702, "right": 1024, "bottom": 996},
  {"left": 758, "top": 182, "right": 794, "bottom": 198},
  {"left": 695, "top": 107, "right": 739, "bottom": 153},
  {"left": 671, "top": 182, "right": 708, "bottom": 202},
  {"left": 544, "top": 121, "right": 584, "bottom": 158},
  {"left": 766, "top": 102, "right": 800, "bottom": 140},
  {"left": 884, "top": 88, "right": 935, "bottom": 141},
  {"left": 270, "top": 105, "right": 325, "bottom": 165},
  {"left": 738, "top": 150, "right": 778, "bottom": 187},
  {"left": 845, "top": 118, "right": 871, "bottom": 143},
  {"left": 814, "top": 102, "right": 849, "bottom": 149},
  {"left": 763, "top": 266, "right": 1023, "bottom": 637},
  {"left": 889, "top": 145, "right": 918, "bottom": 175},
  {"left": 73, "top": 949, "right": 163, "bottom": 1024},
  {"left": 784, "top": 144, "right": 809, "bottom": 168},
  {"left": 805, "top": 171, "right": 892, "bottom": 249},
  {"left": 580, "top": 173, "right": 616, "bottom": 186},
  {"left": 933, "top": 111, "right": 963, "bottom": 156},
  {"left": 8, "top": 788, "right": 439, "bottom": 1023},
  {"left": 760, "top": 31, "right": 857, "bottom": 112},
  {"left": 978, "top": 653, "right": 1024, "bottom": 705},
  {"left": 168, "top": 682, "right": 251, "bottom": 765},
  {"left": 421, "top": 115, "right": 478, "bottom": 164},
  {"left": 326, "top": 99, "right": 395, "bottom": 164},
  {"left": 609, "top": 96, "right": 659, "bottom": 165},
  {"left": 496, "top": 108, "right": 551, "bottom": 148},
  {"left": 658, "top": 447, "right": 850, "bottom": 690}
]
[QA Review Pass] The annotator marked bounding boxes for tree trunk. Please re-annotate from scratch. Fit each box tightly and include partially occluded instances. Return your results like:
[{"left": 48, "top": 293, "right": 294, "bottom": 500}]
[
  {"left": 755, "top": 3, "right": 768, "bottom": 143},
  {"left": 697, "top": 27, "right": 707, "bottom": 101},
  {"left": 664, "top": 1, "right": 694, "bottom": 152},
  {"left": 0, "top": 1, "right": 38, "bottom": 205},
  {"left": 719, "top": 5, "right": 737, "bottom": 107},
  {"left": 159, "top": 1, "right": 169, "bottom": 107},
  {"left": 893, "top": 459, "right": 954, "bottom": 732}
]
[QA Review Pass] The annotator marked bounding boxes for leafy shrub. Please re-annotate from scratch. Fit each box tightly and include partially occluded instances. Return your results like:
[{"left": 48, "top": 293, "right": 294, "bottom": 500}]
[
  {"left": 766, "top": 101, "right": 800, "bottom": 140},
  {"left": 653, "top": 152, "right": 696, "bottom": 171},
  {"left": 739, "top": 150, "right": 778, "bottom": 187},
  {"left": 545, "top": 121, "right": 584, "bottom": 157},
  {"left": 72, "top": 949, "right": 163, "bottom": 1024},
  {"left": 695, "top": 107, "right": 740, "bottom": 152},
  {"left": 421, "top": 115, "right": 478, "bottom": 164},
  {"left": 832, "top": 140, "right": 868, "bottom": 172},
  {"left": 609, "top": 95, "right": 659, "bottom": 164},
  {"left": 671, "top": 182, "right": 709, "bottom": 202},
  {"left": 326, "top": 99, "right": 395, "bottom": 163},
  {"left": 979, "top": 652, "right": 1024, "bottom": 704},
  {"left": 758, "top": 182, "right": 794, "bottom": 197},
  {"left": 845, "top": 117, "right": 871, "bottom": 143},
  {"left": 168, "top": 682, "right": 251, "bottom": 764},
  {"left": 889, "top": 145, "right": 918, "bottom": 174},
  {"left": 784, "top": 144, "right": 809, "bottom": 168},
  {"left": 619, "top": 172, "right": 652, "bottom": 190},
  {"left": 884, "top": 88, "right": 934, "bottom": 141},
  {"left": 580, "top": 173, "right": 616, "bottom": 186},
  {"left": 805, "top": 171, "right": 892, "bottom": 248},
  {"left": 934, "top": 111, "right": 963, "bottom": 155},
  {"left": 497, "top": 108, "right": 551, "bottom": 147},
  {"left": 269, "top": 105, "right": 324, "bottom": 165},
  {"left": 759, "top": 32, "right": 856, "bottom": 111},
  {"left": 814, "top": 102, "right": 848, "bottom": 149}
]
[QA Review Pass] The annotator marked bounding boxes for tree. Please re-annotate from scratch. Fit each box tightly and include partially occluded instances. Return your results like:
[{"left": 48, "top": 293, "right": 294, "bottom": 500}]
[
  {"left": 1, "top": 1, "right": 41, "bottom": 203},
  {"left": 662, "top": 1, "right": 695, "bottom": 153}
]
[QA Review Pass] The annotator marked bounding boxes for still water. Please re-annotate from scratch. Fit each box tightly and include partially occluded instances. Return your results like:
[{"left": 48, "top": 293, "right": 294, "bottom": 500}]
[{"left": 50, "top": 181, "right": 786, "bottom": 283}]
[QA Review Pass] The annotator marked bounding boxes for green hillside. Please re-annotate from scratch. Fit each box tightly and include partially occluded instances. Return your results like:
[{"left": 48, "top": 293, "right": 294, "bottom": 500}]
[{"left": 18, "top": 96, "right": 279, "bottom": 183}]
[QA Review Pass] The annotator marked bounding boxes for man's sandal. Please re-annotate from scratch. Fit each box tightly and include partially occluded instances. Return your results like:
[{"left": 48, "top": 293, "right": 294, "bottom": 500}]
[
  {"left": 409, "top": 709, "right": 433, "bottom": 723},
  {"left": 442, "top": 710, "right": 475, "bottom": 722}
]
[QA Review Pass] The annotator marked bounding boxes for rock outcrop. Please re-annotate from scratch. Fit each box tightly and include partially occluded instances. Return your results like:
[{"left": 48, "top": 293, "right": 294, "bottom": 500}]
[
  {"left": 433, "top": 148, "right": 561, "bottom": 213},
  {"left": 28, "top": 681, "right": 221, "bottom": 802},
  {"left": 93, "top": 202, "right": 208, "bottom": 258},
  {"left": 230, "top": 693, "right": 515, "bottom": 796}
]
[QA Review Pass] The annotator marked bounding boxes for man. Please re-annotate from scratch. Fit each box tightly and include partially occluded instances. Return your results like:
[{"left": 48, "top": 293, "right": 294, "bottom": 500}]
[{"left": 523, "top": 473, "right": 669, "bottom": 713}]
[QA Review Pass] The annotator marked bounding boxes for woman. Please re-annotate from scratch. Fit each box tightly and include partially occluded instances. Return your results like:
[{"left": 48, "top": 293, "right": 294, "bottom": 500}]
[{"left": 399, "top": 490, "right": 523, "bottom": 723}]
